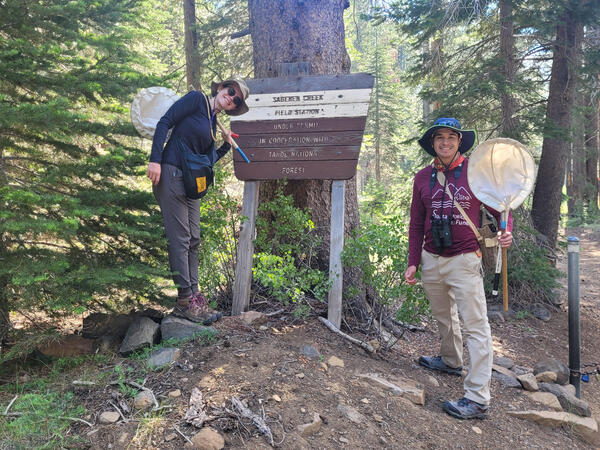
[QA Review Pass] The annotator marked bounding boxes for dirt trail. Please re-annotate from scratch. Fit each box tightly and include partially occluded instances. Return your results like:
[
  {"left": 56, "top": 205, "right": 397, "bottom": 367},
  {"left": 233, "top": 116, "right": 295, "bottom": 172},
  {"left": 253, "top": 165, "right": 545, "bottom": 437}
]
[{"left": 3, "top": 229, "right": 600, "bottom": 449}]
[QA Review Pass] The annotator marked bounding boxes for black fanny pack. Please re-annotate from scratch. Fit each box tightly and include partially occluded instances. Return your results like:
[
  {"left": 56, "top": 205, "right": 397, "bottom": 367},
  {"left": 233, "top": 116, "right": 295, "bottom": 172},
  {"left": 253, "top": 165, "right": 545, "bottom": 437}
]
[{"left": 176, "top": 139, "right": 215, "bottom": 199}]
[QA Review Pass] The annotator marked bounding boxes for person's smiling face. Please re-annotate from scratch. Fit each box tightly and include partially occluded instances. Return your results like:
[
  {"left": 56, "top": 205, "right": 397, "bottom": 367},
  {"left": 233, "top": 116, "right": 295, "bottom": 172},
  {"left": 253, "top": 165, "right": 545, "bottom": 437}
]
[
  {"left": 433, "top": 128, "right": 461, "bottom": 164},
  {"left": 216, "top": 84, "right": 242, "bottom": 112}
]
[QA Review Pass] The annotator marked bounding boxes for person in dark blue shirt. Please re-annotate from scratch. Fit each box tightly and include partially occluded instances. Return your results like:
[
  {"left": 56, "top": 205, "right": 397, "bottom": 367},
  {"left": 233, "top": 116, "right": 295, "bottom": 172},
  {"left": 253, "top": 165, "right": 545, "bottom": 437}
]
[{"left": 146, "top": 78, "right": 249, "bottom": 324}]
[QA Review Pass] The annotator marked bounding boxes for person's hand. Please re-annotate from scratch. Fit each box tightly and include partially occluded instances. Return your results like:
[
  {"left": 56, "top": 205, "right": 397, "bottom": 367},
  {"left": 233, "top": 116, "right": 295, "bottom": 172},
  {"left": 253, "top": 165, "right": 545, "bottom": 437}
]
[
  {"left": 147, "top": 162, "right": 161, "bottom": 186},
  {"left": 220, "top": 128, "right": 234, "bottom": 145},
  {"left": 404, "top": 265, "right": 418, "bottom": 285},
  {"left": 498, "top": 230, "right": 513, "bottom": 248}
]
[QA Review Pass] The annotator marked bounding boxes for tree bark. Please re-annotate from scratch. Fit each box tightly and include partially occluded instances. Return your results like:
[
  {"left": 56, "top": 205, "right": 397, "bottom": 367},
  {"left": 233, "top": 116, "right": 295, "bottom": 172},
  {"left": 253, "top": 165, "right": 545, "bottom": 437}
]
[
  {"left": 569, "top": 89, "right": 586, "bottom": 217},
  {"left": 499, "top": 0, "right": 519, "bottom": 139},
  {"left": 183, "top": 0, "right": 202, "bottom": 90},
  {"left": 248, "top": 0, "right": 366, "bottom": 317},
  {"left": 585, "top": 92, "right": 599, "bottom": 211},
  {"left": 531, "top": 6, "right": 584, "bottom": 246}
]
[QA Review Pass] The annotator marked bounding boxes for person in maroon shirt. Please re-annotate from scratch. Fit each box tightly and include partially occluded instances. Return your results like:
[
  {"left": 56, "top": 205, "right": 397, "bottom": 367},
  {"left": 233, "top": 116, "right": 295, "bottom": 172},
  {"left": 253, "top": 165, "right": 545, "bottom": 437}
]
[{"left": 404, "top": 118, "right": 513, "bottom": 420}]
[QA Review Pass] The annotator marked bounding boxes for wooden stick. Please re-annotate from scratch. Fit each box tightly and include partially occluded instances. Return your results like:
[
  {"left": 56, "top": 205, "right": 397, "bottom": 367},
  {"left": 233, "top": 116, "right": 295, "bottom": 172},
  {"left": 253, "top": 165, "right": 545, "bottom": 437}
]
[
  {"left": 318, "top": 317, "right": 376, "bottom": 353},
  {"left": 173, "top": 425, "right": 193, "bottom": 445},
  {"left": 3, "top": 395, "right": 18, "bottom": 416},
  {"left": 231, "top": 396, "right": 274, "bottom": 447}
]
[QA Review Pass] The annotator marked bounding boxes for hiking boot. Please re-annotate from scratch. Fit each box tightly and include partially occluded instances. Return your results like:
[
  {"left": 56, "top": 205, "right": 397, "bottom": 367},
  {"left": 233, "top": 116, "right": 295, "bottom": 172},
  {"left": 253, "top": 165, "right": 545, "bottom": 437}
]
[
  {"left": 442, "top": 397, "right": 488, "bottom": 420},
  {"left": 192, "top": 292, "right": 222, "bottom": 321},
  {"left": 171, "top": 296, "right": 216, "bottom": 325},
  {"left": 418, "top": 355, "right": 462, "bottom": 376}
]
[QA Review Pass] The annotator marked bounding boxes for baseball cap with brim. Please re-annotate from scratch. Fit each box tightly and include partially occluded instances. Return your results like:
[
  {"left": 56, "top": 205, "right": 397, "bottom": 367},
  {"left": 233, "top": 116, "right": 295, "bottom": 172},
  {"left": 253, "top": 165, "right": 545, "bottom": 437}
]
[
  {"left": 418, "top": 117, "right": 477, "bottom": 157},
  {"left": 210, "top": 78, "right": 249, "bottom": 116}
]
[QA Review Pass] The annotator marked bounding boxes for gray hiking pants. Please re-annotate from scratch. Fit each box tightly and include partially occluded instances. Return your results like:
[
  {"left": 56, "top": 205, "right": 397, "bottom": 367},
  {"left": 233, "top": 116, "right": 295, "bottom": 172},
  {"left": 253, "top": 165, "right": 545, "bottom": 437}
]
[{"left": 153, "top": 164, "right": 200, "bottom": 299}]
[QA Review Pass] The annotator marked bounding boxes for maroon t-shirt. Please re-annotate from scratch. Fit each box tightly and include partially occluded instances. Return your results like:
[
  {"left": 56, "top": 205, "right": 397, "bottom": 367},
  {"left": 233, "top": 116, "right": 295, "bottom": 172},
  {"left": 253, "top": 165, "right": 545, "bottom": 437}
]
[{"left": 408, "top": 158, "right": 513, "bottom": 268}]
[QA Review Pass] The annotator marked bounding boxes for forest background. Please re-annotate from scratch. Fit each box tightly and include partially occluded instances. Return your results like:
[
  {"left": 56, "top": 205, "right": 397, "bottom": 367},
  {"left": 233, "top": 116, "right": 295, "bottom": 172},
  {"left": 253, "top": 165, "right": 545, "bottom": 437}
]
[{"left": 0, "top": 0, "right": 599, "bottom": 353}]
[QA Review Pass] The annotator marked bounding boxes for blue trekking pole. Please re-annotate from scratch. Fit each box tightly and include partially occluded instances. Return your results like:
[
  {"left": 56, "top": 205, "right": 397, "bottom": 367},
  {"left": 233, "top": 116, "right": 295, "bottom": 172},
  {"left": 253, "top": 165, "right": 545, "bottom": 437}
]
[{"left": 216, "top": 120, "right": 250, "bottom": 163}]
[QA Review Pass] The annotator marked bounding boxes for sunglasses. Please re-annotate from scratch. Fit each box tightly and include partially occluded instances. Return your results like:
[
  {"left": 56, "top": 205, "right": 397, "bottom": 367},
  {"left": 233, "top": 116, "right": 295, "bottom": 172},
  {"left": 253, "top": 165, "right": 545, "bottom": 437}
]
[{"left": 226, "top": 86, "right": 243, "bottom": 108}]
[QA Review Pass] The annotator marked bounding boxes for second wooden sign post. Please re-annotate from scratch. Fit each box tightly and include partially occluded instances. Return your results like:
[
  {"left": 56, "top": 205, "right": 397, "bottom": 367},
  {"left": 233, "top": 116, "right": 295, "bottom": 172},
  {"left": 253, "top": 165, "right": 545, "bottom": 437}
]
[{"left": 230, "top": 73, "right": 374, "bottom": 329}]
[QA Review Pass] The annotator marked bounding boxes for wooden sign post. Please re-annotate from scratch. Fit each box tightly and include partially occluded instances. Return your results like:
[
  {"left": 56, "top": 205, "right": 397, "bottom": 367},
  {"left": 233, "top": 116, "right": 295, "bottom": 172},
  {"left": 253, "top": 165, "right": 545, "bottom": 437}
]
[{"left": 230, "top": 74, "right": 374, "bottom": 328}]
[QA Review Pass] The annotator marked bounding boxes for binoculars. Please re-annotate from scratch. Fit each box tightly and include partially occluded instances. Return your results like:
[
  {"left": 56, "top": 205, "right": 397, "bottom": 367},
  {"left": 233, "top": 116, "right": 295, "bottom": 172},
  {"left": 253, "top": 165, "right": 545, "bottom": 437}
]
[{"left": 431, "top": 216, "right": 453, "bottom": 251}]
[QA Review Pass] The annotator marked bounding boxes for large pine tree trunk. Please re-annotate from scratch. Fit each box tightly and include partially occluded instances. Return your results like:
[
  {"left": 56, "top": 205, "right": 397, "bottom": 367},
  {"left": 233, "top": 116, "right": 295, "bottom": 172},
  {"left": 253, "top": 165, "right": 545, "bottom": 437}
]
[
  {"left": 585, "top": 94, "right": 599, "bottom": 211},
  {"left": 531, "top": 8, "right": 583, "bottom": 247},
  {"left": 248, "top": 0, "right": 367, "bottom": 318},
  {"left": 499, "top": 0, "right": 519, "bottom": 139}
]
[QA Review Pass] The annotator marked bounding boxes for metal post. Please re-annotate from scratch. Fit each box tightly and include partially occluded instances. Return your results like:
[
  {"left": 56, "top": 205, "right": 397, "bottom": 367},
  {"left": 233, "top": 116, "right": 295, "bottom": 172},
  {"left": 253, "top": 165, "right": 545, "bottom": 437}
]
[{"left": 568, "top": 236, "right": 581, "bottom": 398}]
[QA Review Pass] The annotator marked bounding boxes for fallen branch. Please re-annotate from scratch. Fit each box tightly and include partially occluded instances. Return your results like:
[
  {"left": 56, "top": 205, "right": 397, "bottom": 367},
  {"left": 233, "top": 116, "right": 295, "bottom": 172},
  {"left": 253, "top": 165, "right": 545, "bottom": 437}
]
[
  {"left": 231, "top": 396, "right": 274, "bottom": 447},
  {"left": 3, "top": 395, "right": 18, "bottom": 416},
  {"left": 108, "top": 401, "right": 128, "bottom": 423},
  {"left": 265, "top": 309, "right": 285, "bottom": 317},
  {"left": 72, "top": 380, "right": 96, "bottom": 386},
  {"left": 60, "top": 416, "right": 93, "bottom": 427},
  {"left": 318, "top": 317, "right": 376, "bottom": 354},
  {"left": 173, "top": 425, "right": 193, "bottom": 445},
  {"left": 381, "top": 319, "right": 408, "bottom": 339},
  {"left": 390, "top": 318, "right": 426, "bottom": 332}
]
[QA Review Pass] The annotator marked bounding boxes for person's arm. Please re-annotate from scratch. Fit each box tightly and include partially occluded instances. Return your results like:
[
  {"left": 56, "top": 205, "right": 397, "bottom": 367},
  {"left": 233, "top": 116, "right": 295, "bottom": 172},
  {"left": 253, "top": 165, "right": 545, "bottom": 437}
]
[
  {"left": 405, "top": 177, "right": 426, "bottom": 284},
  {"left": 215, "top": 142, "right": 232, "bottom": 161},
  {"left": 149, "top": 91, "right": 204, "bottom": 164}
]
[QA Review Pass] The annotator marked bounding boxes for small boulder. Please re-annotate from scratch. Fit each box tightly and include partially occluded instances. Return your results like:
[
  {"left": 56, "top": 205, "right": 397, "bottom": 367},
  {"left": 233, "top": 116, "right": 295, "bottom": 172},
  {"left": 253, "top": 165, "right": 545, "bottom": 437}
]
[
  {"left": 187, "top": 427, "right": 225, "bottom": 450},
  {"left": 297, "top": 413, "right": 322, "bottom": 437},
  {"left": 299, "top": 345, "right": 321, "bottom": 360},
  {"left": 508, "top": 410, "right": 597, "bottom": 444},
  {"left": 168, "top": 389, "right": 182, "bottom": 398},
  {"left": 239, "top": 310, "right": 266, "bottom": 325},
  {"left": 37, "top": 335, "right": 95, "bottom": 358},
  {"left": 487, "top": 311, "right": 505, "bottom": 323},
  {"left": 525, "top": 391, "right": 563, "bottom": 411},
  {"left": 160, "top": 316, "right": 216, "bottom": 341},
  {"left": 535, "top": 371, "right": 558, "bottom": 383},
  {"left": 533, "top": 359, "right": 569, "bottom": 385},
  {"left": 493, "top": 356, "right": 515, "bottom": 370},
  {"left": 147, "top": 347, "right": 180, "bottom": 370},
  {"left": 99, "top": 411, "right": 120, "bottom": 424},
  {"left": 539, "top": 382, "right": 591, "bottom": 417},
  {"left": 358, "top": 373, "right": 425, "bottom": 405},
  {"left": 133, "top": 390, "right": 155, "bottom": 411},
  {"left": 530, "top": 303, "right": 551, "bottom": 321},
  {"left": 337, "top": 403, "right": 366, "bottom": 424},
  {"left": 492, "top": 364, "right": 521, "bottom": 388},
  {"left": 517, "top": 373, "right": 539, "bottom": 391},
  {"left": 119, "top": 317, "right": 160, "bottom": 356}
]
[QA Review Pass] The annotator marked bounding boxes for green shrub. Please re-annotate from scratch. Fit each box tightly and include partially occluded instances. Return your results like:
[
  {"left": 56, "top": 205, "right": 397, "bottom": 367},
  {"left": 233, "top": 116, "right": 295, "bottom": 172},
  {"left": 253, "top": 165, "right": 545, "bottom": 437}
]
[
  {"left": 253, "top": 189, "right": 329, "bottom": 317},
  {"left": 342, "top": 215, "right": 429, "bottom": 324}
]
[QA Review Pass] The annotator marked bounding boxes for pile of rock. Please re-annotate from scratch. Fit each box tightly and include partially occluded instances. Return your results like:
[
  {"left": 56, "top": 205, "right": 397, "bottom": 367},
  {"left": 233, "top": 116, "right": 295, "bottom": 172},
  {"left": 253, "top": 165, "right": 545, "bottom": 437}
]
[{"left": 493, "top": 356, "right": 598, "bottom": 445}]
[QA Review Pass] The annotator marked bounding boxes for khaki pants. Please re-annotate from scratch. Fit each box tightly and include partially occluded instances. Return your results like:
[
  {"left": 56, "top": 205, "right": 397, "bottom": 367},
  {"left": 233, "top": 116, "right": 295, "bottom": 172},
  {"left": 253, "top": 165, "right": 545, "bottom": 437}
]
[{"left": 421, "top": 249, "right": 493, "bottom": 405}]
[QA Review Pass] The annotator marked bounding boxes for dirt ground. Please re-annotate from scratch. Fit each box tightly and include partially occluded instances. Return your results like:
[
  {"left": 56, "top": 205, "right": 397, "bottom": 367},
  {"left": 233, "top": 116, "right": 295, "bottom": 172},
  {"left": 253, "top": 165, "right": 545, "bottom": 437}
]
[{"left": 2, "top": 227, "right": 600, "bottom": 449}]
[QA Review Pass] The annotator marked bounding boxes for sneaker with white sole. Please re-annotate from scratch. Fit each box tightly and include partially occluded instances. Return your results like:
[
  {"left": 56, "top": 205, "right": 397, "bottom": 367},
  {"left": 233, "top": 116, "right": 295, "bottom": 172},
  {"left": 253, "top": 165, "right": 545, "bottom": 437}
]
[{"left": 442, "top": 397, "right": 488, "bottom": 420}]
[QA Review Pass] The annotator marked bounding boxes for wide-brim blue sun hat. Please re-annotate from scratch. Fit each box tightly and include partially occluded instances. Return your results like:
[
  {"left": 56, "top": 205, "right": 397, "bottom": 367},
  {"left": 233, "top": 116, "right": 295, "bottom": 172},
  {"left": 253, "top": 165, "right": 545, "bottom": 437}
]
[{"left": 418, "top": 117, "right": 477, "bottom": 157}]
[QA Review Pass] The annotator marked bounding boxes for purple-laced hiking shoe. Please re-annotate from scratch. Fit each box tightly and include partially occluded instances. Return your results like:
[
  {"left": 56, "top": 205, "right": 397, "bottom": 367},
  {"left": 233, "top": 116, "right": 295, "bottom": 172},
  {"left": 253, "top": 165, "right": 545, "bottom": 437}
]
[
  {"left": 442, "top": 397, "right": 489, "bottom": 420},
  {"left": 171, "top": 295, "right": 216, "bottom": 325},
  {"left": 191, "top": 292, "right": 222, "bottom": 321},
  {"left": 418, "top": 355, "right": 462, "bottom": 376}
]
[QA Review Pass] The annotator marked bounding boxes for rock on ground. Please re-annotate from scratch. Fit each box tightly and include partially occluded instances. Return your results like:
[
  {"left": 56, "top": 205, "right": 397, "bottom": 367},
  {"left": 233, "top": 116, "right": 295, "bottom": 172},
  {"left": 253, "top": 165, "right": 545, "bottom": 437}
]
[
  {"left": 133, "top": 390, "right": 156, "bottom": 411},
  {"left": 160, "top": 315, "right": 216, "bottom": 341},
  {"left": 299, "top": 345, "right": 321, "bottom": 360},
  {"left": 337, "top": 403, "right": 366, "bottom": 424},
  {"left": 147, "top": 347, "right": 181, "bottom": 370},
  {"left": 492, "top": 365, "right": 521, "bottom": 388},
  {"left": 533, "top": 359, "right": 570, "bottom": 385},
  {"left": 493, "top": 356, "right": 515, "bottom": 369},
  {"left": 239, "top": 310, "right": 267, "bottom": 325},
  {"left": 119, "top": 317, "right": 160, "bottom": 356},
  {"left": 517, "top": 373, "right": 539, "bottom": 391},
  {"left": 525, "top": 391, "right": 563, "bottom": 411},
  {"left": 507, "top": 410, "right": 598, "bottom": 445},
  {"left": 99, "top": 411, "right": 120, "bottom": 424},
  {"left": 358, "top": 373, "right": 425, "bottom": 405},
  {"left": 37, "top": 335, "right": 95, "bottom": 358},
  {"left": 187, "top": 427, "right": 225, "bottom": 450},
  {"left": 535, "top": 371, "right": 558, "bottom": 383},
  {"left": 539, "top": 382, "right": 591, "bottom": 417},
  {"left": 297, "top": 413, "right": 322, "bottom": 437}
]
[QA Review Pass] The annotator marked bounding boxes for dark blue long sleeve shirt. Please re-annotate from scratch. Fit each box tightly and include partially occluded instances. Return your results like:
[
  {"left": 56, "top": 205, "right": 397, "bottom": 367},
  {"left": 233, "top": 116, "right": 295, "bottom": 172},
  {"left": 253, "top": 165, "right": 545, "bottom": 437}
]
[{"left": 150, "top": 90, "right": 231, "bottom": 168}]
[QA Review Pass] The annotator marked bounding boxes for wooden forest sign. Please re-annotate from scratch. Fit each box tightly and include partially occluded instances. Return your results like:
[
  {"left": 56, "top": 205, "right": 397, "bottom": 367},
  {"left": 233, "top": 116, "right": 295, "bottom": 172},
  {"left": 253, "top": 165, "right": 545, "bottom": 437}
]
[{"left": 230, "top": 73, "right": 374, "bottom": 180}]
